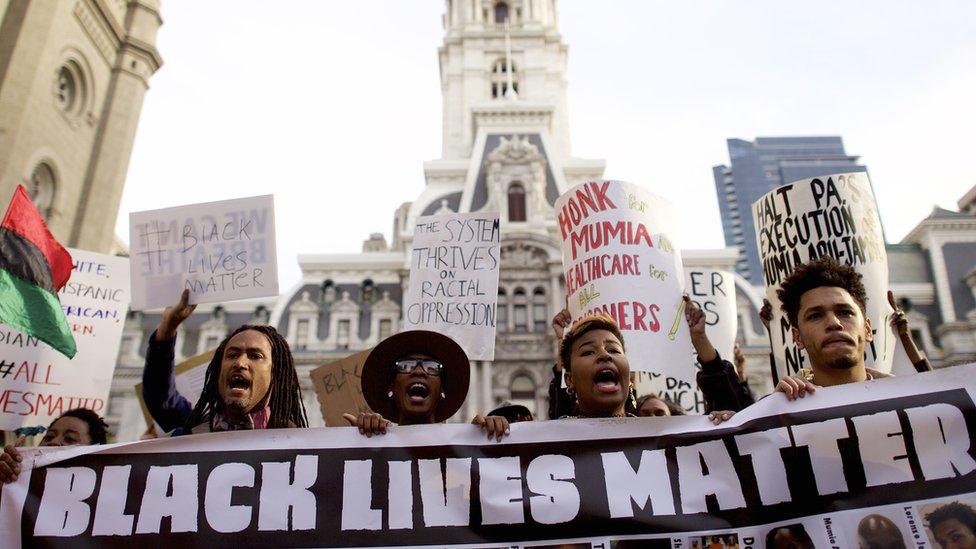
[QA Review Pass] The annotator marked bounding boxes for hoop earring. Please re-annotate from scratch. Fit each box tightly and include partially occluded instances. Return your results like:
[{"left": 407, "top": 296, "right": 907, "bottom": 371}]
[
  {"left": 387, "top": 390, "right": 393, "bottom": 398},
  {"left": 440, "top": 392, "right": 446, "bottom": 399}
]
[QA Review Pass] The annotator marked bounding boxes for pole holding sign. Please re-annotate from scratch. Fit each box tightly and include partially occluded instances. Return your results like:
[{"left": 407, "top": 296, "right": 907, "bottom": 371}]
[
  {"left": 403, "top": 212, "right": 501, "bottom": 360},
  {"left": 128, "top": 194, "right": 278, "bottom": 310},
  {"left": 752, "top": 172, "right": 898, "bottom": 379},
  {"left": 555, "top": 180, "right": 693, "bottom": 375},
  {"left": 0, "top": 249, "right": 129, "bottom": 431}
]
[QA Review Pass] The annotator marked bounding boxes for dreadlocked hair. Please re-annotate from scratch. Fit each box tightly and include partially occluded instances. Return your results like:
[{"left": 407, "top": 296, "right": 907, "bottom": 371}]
[{"left": 184, "top": 324, "right": 308, "bottom": 430}]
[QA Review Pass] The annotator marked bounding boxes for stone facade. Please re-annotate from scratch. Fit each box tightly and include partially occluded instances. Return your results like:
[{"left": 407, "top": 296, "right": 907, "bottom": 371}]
[{"left": 0, "top": 0, "right": 162, "bottom": 253}]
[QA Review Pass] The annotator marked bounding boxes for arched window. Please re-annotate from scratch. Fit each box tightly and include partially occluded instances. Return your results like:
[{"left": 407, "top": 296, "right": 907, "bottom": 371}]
[
  {"left": 497, "top": 288, "right": 508, "bottom": 332},
  {"left": 508, "top": 182, "right": 526, "bottom": 222},
  {"left": 29, "top": 163, "right": 56, "bottom": 220},
  {"left": 490, "top": 58, "right": 519, "bottom": 99},
  {"left": 510, "top": 373, "right": 536, "bottom": 415},
  {"left": 54, "top": 60, "right": 88, "bottom": 118},
  {"left": 513, "top": 287, "right": 528, "bottom": 332},
  {"left": 494, "top": 1, "right": 509, "bottom": 23},
  {"left": 532, "top": 287, "right": 547, "bottom": 332}
]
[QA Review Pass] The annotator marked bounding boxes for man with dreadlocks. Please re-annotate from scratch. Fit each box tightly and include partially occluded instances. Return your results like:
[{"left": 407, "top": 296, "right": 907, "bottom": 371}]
[{"left": 142, "top": 290, "right": 307, "bottom": 435}]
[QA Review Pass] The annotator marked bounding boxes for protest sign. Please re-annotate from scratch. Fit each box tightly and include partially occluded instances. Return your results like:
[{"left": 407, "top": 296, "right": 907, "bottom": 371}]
[
  {"left": 129, "top": 195, "right": 278, "bottom": 310},
  {"left": 0, "top": 250, "right": 129, "bottom": 431},
  {"left": 556, "top": 180, "right": 692, "bottom": 374},
  {"left": 635, "top": 268, "right": 738, "bottom": 414},
  {"left": 403, "top": 212, "right": 500, "bottom": 360},
  {"left": 134, "top": 349, "right": 213, "bottom": 429},
  {"left": 3, "top": 365, "right": 975, "bottom": 547},
  {"left": 752, "top": 173, "right": 897, "bottom": 380},
  {"left": 309, "top": 349, "right": 372, "bottom": 426}
]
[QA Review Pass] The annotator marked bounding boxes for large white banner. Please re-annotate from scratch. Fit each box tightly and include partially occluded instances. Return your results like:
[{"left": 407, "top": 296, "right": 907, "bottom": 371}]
[
  {"left": 752, "top": 173, "right": 898, "bottom": 380},
  {"left": 3, "top": 365, "right": 975, "bottom": 547},
  {"left": 0, "top": 249, "right": 129, "bottom": 430},
  {"left": 556, "top": 180, "right": 692, "bottom": 373},
  {"left": 403, "top": 212, "right": 500, "bottom": 360},
  {"left": 129, "top": 195, "right": 278, "bottom": 310},
  {"left": 635, "top": 267, "right": 738, "bottom": 414}
]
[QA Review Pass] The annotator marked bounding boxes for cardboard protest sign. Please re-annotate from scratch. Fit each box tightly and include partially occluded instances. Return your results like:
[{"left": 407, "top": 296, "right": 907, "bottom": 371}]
[
  {"left": 635, "top": 268, "right": 738, "bottom": 414},
  {"left": 4, "top": 365, "right": 976, "bottom": 547},
  {"left": 129, "top": 195, "right": 278, "bottom": 310},
  {"left": 0, "top": 249, "right": 129, "bottom": 430},
  {"left": 403, "top": 212, "right": 500, "bottom": 360},
  {"left": 134, "top": 349, "right": 213, "bottom": 430},
  {"left": 752, "top": 173, "right": 897, "bottom": 379},
  {"left": 309, "top": 349, "right": 372, "bottom": 426},
  {"left": 555, "top": 180, "right": 692, "bottom": 374}
]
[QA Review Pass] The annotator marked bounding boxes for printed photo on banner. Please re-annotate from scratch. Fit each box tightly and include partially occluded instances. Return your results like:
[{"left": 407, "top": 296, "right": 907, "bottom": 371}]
[
  {"left": 0, "top": 249, "right": 129, "bottom": 431},
  {"left": 128, "top": 194, "right": 278, "bottom": 310},
  {"left": 4, "top": 365, "right": 975, "bottom": 547},
  {"left": 403, "top": 211, "right": 500, "bottom": 360},
  {"left": 751, "top": 172, "right": 898, "bottom": 379},
  {"left": 555, "top": 180, "right": 693, "bottom": 375},
  {"left": 916, "top": 496, "right": 976, "bottom": 548},
  {"left": 635, "top": 267, "right": 738, "bottom": 414}
]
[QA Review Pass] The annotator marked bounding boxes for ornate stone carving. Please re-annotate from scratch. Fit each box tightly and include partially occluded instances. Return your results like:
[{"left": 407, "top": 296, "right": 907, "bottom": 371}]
[{"left": 501, "top": 242, "right": 548, "bottom": 269}]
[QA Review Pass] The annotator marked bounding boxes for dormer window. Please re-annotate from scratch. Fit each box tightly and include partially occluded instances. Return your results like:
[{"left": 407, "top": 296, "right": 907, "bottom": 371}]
[
  {"left": 490, "top": 59, "right": 518, "bottom": 99},
  {"left": 508, "top": 182, "right": 526, "bottom": 222}
]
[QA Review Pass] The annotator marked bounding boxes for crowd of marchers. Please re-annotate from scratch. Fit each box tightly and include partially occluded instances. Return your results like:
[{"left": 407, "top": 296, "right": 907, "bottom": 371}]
[{"left": 3, "top": 257, "right": 973, "bottom": 548}]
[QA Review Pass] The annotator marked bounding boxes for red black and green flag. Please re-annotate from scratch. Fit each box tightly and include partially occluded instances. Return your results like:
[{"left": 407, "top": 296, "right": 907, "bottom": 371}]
[{"left": 0, "top": 185, "right": 76, "bottom": 358}]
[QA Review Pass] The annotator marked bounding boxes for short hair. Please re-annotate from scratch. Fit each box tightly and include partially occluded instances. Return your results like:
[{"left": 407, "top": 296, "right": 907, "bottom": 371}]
[
  {"left": 52, "top": 408, "right": 109, "bottom": 444},
  {"left": 777, "top": 256, "right": 868, "bottom": 325},
  {"left": 926, "top": 502, "right": 976, "bottom": 534},
  {"left": 635, "top": 394, "right": 686, "bottom": 416},
  {"left": 558, "top": 314, "right": 625, "bottom": 372},
  {"left": 765, "top": 524, "right": 813, "bottom": 548},
  {"left": 185, "top": 324, "right": 308, "bottom": 430}
]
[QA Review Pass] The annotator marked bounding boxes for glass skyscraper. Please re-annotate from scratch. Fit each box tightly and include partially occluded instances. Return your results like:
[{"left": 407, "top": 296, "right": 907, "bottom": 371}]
[{"left": 713, "top": 136, "right": 868, "bottom": 284}]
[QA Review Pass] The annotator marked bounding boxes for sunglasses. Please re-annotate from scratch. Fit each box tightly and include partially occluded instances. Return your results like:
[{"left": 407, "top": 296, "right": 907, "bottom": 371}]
[{"left": 393, "top": 359, "right": 443, "bottom": 376}]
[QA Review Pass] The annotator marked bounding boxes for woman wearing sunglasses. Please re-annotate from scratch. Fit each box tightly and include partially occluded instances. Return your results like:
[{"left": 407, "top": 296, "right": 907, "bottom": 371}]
[{"left": 344, "top": 330, "right": 509, "bottom": 440}]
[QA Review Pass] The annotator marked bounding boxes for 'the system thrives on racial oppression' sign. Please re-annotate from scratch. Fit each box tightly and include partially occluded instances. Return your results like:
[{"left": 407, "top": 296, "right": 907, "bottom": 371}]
[
  {"left": 555, "top": 180, "right": 693, "bottom": 374},
  {"left": 403, "top": 212, "right": 500, "bottom": 360},
  {"left": 129, "top": 195, "right": 278, "bottom": 310},
  {"left": 0, "top": 249, "right": 130, "bottom": 430},
  {"left": 3, "top": 366, "right": 975, "bottom": 547},
  {"left": 752, "top": 173, "right": 896, "bottom": 379}
]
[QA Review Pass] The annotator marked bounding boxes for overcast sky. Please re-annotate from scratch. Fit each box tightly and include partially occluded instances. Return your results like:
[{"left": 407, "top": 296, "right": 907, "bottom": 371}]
[{"left": 118, "top": 1, "right": 976, "bottom": 288}]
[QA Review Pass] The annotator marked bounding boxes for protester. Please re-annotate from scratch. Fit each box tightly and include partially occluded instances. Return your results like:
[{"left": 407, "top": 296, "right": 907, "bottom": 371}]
[
  {"left": 634, "top": 394, "right": 684, "bottom": 417},
  {"left": 925, "top": 502, "right": 976, "bottom": 549},
  {"left": 773, "top": 257, "right": 892, "bottom": 399},
  {"left": 344, "top": 330, "right": 509, "bottom": 440},
  {"left": 0, "top": 408, "right": 108, "bottom": 483},
  {"left": 487, "top": 400, "right": 534, "bottom": 423},
  {"left": 558, "top": 313, "right": 632, "bottom": 418},
  {"left": 549, "top": 308, "right": 578, "bottom": 419},
  {"left": 142, "top": 289, "right": 307, "bottom": 434}
]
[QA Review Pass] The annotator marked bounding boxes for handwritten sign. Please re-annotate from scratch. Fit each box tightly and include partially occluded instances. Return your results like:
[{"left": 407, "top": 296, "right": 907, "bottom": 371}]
[
  {"left": 555, "top": 180, "right": 692, "bottom": 374},
  {"left": 752, "top": 172, "right": 897, "bottom": 378},
  {"left": 635, "top": 268, "right": 738, "bottom": 414},
  {"left": 129, "top": 195, "right": 278, "bottom": 310},
  {"left": 0, "top": 249, "right": 129, "bottom": 430},
  {"left": 403, "top": 212, "right": 501, "bottom": 360},
  {"left": 309, "top": 349, "right": 372, "bottom": 426}
]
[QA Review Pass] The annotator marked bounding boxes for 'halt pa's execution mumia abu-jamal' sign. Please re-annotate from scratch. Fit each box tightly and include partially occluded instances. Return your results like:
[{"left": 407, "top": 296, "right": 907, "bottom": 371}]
[
  {"left": 128, "top": 194, "right": 278, "bottom": 310},
  {"left": 5, "top": 364, "right": 975, "bottom": 547}
]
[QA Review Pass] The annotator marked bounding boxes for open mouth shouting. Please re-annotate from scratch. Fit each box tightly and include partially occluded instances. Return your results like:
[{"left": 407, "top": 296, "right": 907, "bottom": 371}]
[
  {"left": 407, "top": 381, "right": 431, "bottom": 403},
  {"left": 593, "top": 367, "right": 621, "bottom": 394},
  {"left": 227, "top": 372, "right": 252, "bottom": 398}
]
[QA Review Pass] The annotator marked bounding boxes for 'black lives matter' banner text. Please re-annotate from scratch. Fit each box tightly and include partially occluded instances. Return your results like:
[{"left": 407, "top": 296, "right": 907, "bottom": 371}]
[{"left": 3, "top": 366, "right": 975, "bottom": 547}]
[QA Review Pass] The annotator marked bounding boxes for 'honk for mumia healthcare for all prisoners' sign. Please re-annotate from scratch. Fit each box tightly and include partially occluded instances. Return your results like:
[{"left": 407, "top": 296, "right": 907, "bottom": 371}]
[
  {"left": 556, "top": 180, "right": 693, "bottom": 374},
  {"left": 752, "top": 172, "right": 898, "bottom": 379},
  {"left": 129, "top": 195, "right": 278, "bottom": 310},
  {"left": 3, "top": 366, "right": 976, "bottom": 547},
  {"left": 403, "top": 212, "right": 500, "bottom": 360},
  {"left": 0, "top": 249, "right": 129, "bottom": 431}
]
